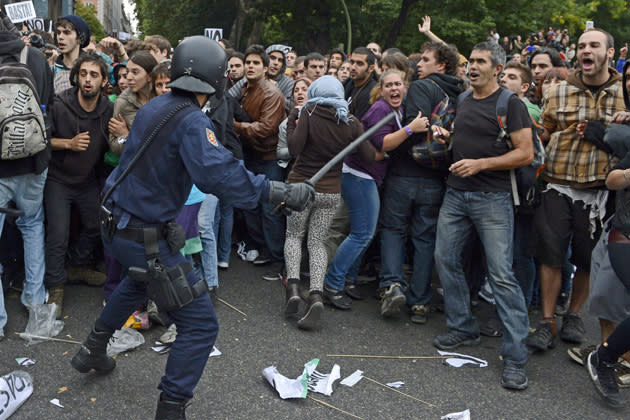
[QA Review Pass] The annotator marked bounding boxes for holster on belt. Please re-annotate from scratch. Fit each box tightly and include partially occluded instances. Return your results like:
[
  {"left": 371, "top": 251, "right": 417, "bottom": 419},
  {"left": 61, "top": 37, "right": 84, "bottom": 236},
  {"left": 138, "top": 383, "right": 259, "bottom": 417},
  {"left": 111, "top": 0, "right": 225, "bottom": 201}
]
[
  {"left": 99, "top": 205, "right": 116, "bottom": 242},
  {"left": 127, "top": 224, "right": 207, "bottom": 312}
]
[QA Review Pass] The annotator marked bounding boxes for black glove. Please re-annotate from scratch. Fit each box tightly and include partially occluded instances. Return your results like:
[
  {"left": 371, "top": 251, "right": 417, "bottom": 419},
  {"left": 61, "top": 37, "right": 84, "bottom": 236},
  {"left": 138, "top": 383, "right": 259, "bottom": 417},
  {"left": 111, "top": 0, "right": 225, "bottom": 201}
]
[{"left": 268, "top": 181, "right": 315, "bottom": 212}]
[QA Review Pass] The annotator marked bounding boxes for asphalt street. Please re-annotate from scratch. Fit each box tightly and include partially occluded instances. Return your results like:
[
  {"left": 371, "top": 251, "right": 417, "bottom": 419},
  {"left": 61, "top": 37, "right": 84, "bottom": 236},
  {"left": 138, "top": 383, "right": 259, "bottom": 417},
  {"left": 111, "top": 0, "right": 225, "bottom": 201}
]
[{"left": 0, "top": 255, "right": 627, "bottom": 420}]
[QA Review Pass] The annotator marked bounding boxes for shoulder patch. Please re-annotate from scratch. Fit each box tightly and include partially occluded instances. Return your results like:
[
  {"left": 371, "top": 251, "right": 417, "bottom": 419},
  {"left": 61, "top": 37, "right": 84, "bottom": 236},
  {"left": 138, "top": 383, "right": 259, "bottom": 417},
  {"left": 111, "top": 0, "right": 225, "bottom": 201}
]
[{"left": 206, "top": 128, "right": 218, "bottom": 147}]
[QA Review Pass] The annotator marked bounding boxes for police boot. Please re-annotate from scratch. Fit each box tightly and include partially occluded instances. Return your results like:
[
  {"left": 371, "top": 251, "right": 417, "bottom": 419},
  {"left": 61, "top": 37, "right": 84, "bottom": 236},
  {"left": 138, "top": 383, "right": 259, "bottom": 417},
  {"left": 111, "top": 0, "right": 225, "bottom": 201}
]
[
  {"left": 155, "top": 393, "right": 188, "bottom": 420},
  {"left": 71, "top": 321, "right": 116, "bottom": 373}
]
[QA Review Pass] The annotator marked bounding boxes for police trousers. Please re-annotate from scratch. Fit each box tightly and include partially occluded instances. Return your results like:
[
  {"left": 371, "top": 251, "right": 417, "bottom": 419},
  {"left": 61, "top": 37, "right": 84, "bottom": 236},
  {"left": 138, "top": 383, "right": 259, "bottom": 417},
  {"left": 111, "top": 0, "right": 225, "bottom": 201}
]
[{"left": 98, "top": 233, "right": 218, "bottom": 400}]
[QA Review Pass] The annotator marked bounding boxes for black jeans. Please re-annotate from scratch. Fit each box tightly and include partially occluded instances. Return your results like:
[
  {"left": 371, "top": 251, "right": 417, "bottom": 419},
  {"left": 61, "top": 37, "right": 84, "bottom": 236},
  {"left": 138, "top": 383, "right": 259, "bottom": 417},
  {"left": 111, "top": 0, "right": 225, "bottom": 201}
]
[{"left": 44, "top": 179, "right": 101, "bottom": 287}]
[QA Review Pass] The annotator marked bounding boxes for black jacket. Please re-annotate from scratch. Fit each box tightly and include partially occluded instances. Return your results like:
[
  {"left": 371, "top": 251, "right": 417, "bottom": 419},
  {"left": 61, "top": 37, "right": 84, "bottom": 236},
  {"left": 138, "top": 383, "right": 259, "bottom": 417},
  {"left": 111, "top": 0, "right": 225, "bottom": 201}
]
[
  {"left": 49, "top": 88, "right": 113, "bottom": 185},
  {"left": 343, "top": 76, "right": 378, "bottom": 120},
  {"left": 0, "top": 33, "right": 53, "bottom": 178},
  {"left": 205, "top": 95, "right": 248, "bottom": 160},
  {"left": 389, "top": 72, "right": 463, "bottom": 178}
]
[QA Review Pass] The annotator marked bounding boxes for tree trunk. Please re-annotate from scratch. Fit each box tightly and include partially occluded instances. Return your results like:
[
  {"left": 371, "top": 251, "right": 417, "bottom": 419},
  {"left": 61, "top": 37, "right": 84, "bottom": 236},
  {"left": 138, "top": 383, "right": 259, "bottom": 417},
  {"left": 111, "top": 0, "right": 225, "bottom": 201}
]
[
  {"left": 247, "top": 19, "right": 265, "bottom": 45},
  {"left": 384, "top": 0, "right": 420, "bottom": 49}
]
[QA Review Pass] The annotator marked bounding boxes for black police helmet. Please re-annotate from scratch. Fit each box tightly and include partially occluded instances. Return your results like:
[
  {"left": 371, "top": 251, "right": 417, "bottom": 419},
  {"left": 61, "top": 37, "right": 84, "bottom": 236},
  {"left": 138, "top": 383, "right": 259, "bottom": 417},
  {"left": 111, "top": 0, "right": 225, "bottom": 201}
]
[{"left": 168, "top": 36, "right": 228, "bottom": 98}]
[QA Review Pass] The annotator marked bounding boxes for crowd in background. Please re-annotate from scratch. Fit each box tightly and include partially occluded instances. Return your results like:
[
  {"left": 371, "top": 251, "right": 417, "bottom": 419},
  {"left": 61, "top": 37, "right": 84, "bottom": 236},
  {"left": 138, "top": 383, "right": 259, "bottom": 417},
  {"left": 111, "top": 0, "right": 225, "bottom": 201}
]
[{"left": 2, "top": 11, "right": 630, "bottom": 406}]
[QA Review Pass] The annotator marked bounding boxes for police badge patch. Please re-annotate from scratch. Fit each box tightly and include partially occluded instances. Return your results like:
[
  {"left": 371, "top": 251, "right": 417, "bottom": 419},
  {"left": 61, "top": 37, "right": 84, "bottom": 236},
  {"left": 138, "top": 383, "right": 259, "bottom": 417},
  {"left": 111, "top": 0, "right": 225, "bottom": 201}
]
[{"left": 206, "top": 128, "right": 218, "bottom": 147}]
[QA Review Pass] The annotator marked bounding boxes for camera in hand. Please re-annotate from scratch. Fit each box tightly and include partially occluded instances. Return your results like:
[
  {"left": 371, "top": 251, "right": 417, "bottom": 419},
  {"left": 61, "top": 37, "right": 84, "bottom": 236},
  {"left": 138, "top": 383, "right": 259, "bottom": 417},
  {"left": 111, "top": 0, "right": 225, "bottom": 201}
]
[{"left": 28, "top": 33, "right": 45, "bottom": 49}]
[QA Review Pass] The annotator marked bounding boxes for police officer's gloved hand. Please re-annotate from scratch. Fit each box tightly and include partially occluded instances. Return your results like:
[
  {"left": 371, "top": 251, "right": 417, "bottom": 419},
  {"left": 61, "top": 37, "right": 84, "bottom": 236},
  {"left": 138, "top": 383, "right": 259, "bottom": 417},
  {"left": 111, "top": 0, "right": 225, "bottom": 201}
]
[{"left": 268, "top": 181, "right": 315, "bottom": 212}]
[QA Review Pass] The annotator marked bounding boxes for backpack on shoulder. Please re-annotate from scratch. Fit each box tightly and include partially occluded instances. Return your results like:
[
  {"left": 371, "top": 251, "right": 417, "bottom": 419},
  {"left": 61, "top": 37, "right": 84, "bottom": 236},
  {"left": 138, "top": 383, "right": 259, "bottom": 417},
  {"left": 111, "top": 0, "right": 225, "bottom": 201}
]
[
  {"left": 0, "top": 46, "right": 47, "bottom": 160},
  {"left": 409, "top": 79, "right": 456, "bottom": 170},
  {"left": 457, "top": 88, "right": 545, "bottom": 213}
]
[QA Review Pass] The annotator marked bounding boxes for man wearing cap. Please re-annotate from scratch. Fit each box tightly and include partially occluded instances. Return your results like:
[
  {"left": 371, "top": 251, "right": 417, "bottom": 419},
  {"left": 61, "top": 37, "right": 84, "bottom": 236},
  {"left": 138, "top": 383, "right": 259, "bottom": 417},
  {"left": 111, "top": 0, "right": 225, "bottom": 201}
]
[
  {"left": 70, "top": 37, "right": 313, "bottom": 420},
  {"left": 53, "top": 15, "right": 90, "bottom": 94}
]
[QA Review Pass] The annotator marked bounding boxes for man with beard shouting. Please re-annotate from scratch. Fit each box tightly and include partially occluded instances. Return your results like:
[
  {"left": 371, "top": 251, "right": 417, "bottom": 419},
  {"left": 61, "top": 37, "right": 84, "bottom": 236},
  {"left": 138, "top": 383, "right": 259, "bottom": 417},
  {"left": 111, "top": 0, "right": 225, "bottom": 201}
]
[
  {"left": 526, "top": 28, "right": 626, "bottom": 352},
  {"left": 45, "top": 53, "right": 114, "bottom": 318}
]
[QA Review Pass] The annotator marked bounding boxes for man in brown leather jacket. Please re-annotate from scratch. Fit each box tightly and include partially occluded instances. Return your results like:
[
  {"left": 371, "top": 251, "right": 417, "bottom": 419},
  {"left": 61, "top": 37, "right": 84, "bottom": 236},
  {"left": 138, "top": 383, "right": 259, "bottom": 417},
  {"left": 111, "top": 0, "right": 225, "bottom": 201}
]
[{"left": 234, "top": 44, "right": 287, "bottom": 278}]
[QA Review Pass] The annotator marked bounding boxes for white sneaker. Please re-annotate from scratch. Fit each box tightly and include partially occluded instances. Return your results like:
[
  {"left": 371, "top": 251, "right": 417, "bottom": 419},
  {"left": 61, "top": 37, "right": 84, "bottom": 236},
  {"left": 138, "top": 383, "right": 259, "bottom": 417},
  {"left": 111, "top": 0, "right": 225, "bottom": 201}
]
[
  {"left": 217, "top": 261, "right": 229, "bottom": 269},
  {"left": 478, "top": 281, "right": 495, "bottom": 305}
]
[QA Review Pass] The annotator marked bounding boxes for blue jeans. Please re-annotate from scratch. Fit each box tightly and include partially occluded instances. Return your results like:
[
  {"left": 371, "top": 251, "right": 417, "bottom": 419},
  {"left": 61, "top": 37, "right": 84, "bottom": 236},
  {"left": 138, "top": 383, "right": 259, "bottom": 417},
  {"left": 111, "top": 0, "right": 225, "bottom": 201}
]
[
  {"left": 243, "top": 159, "right": 285, "bottom": 262},
  {"left": 325, "top": 173, "right": 379, "bottom": 291},
  {"left": 100, "top": 233, "right": 217, "bottom": 401},
  {"left": 379, "top": 175, "right": 445, "bottom": 306},
  {"left": 0, "top": 170, "right": 48, "bottom": 333},
  {"left": 435, "top": 188, "right": 529, "bottom": 365},
  {"left": 198, "top": 194, "right": 218, "bottom": 288},
  {"left": 214, "top": 199, "right": 233, "bottom": 264}
]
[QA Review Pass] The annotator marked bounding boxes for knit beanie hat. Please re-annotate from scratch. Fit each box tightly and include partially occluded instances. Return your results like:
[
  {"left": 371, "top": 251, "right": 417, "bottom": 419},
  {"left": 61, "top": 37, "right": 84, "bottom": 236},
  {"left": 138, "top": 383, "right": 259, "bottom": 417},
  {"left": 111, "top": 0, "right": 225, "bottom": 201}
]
[{"left": 61, "top": 14, "right": 91, "bottom": 49}]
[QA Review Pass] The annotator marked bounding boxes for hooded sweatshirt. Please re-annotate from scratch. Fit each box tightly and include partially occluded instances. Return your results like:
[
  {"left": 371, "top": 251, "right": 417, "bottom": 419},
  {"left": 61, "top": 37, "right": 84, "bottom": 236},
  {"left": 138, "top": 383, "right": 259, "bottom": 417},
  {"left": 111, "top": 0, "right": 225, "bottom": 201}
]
[
  {"left": 392, "top": 72, "right": 463, "bottom": 178},
  {"left": 49, "top": 87, "right": 113, "bottom": 185},
  {"left": 0, "top": 32, "right": 53, "bottom": 178}
]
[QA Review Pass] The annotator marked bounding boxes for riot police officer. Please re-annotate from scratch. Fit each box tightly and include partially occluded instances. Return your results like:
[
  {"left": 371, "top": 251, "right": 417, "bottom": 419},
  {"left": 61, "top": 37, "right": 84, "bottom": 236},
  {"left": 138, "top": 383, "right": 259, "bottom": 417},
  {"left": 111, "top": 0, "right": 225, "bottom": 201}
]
[{"left": 70, "top": 36, "right": 314, "bottom": 420}]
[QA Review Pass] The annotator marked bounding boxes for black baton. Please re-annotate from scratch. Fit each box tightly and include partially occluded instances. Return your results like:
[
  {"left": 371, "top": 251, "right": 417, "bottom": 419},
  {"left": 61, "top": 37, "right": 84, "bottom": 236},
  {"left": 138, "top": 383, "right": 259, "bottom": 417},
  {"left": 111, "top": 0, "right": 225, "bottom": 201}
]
[
  {"left": 270, "top": 111, "right": 397, "bottom": 215},
  {"left": 305, "top": 111, "right": 396, "bottom": 187}
]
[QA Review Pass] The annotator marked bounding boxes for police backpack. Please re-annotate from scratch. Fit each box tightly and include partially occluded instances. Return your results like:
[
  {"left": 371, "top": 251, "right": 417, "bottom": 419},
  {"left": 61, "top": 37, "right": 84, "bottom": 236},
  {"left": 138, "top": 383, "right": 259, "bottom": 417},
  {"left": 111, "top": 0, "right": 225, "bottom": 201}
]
[
  {"left": 0, "top": 46, "right": 47, "bottom": 160},
  {"left": 458, "top": 88, "right": 545, "bottom": 213}
]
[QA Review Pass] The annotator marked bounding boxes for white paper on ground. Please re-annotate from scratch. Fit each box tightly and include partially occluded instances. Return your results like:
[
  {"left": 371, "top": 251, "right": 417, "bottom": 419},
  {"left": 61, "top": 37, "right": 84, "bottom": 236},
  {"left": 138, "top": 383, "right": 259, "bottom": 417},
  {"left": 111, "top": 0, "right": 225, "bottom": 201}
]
[
  {"left": 151, "top": 342, "right": 170, "bottom": 353},
  {"left": 437, "top": 350, "right": 488, "bottom": 368},
  {"left": 340, "top": 370, "right": 364, "bottom": 387},
  {"left": 15, "top": 358, "right": 35, "bottom": 366},
  {"left": 441, "top": 409, "right": 471, "bottom": 420},
  {"left": 263, "top": 359, "right": 319, "bottom": 399},
  {"left": 0, "top": 371, "right": 33, "bottom": 420},
  {"left": 107, "top": 327, "right": 145, "bottom": 356},
  {"left": 386, "top": 381, "right": 404, "bottom": 388},
  {"left": 307, "top": 364, "right": 340, "bottom": 396},
  {"left": 209, "top": 346, "right": 221, "bottom": 357},
  {"left": 49, "top": 398, "right": 64, "bottom": 408}
]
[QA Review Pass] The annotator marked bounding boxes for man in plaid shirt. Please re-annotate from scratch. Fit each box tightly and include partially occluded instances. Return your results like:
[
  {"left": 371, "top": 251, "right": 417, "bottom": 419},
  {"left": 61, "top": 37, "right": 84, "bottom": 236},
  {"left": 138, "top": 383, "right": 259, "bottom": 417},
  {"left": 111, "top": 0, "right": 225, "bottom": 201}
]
[{"left": 526, "top": 28, "right": 626, "bottom": 352}]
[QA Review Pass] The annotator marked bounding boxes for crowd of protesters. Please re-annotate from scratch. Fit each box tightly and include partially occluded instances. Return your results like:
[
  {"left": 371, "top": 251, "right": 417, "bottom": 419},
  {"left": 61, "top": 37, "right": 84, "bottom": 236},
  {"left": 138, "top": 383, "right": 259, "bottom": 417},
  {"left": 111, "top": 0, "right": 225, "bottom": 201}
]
[{"left": 1, "top": 9, "right": 630, "bottom": 411}]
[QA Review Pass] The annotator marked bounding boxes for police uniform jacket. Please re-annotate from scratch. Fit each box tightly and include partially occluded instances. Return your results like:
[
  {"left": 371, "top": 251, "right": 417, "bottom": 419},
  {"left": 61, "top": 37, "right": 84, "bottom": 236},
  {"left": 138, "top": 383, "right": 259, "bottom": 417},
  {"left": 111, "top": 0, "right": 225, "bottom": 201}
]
[{"left": 106, "top": 91, "right": 269, "bottom": 225}]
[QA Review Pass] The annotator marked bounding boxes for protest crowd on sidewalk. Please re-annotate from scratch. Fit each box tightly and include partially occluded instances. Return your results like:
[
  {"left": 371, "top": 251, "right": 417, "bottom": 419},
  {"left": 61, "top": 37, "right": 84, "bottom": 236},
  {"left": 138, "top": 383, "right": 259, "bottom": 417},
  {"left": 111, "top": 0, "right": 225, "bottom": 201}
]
[{"left": 1, "top": 6, "right": 630, "bottom": 419}]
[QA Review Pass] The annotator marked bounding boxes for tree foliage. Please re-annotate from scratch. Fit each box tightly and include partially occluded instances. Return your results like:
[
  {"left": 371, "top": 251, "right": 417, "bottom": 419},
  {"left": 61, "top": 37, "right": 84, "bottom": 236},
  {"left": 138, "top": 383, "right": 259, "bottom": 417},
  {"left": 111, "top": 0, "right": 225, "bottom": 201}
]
[
  {"left": 75, "top": 1, "right": 106, "bottom": 41},
  {"left": 131, "top": 0, "right": 630, "bottom": 56}
]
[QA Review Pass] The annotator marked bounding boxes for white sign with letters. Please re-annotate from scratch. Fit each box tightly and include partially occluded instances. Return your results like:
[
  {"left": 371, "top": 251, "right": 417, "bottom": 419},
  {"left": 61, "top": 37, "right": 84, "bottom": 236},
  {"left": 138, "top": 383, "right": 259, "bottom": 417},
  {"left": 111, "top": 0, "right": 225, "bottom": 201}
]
[
  {"left": 5, "top": 1, "right": 36, "bottom": 23},
  {"left": 25, "top": 18, "right": 44, "bottom": 31},
  {"left": 204, "top": 28, "right": 223, "bottom": 42}
]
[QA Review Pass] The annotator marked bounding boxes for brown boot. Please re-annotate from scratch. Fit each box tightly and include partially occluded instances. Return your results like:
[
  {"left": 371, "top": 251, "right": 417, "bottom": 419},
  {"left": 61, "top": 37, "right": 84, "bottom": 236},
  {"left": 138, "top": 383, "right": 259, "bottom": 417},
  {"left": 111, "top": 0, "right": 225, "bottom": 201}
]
[
  {"left": 67, "top": 265, "right": 106, "bottom": 286},
  {"left": 47, "top": 285, "right": 64, "bottom": 319},
  {"left": 285, "top": 280, "right": 302, "bottom": 316},
  {"left": 297, "top": 291, "right": 323, "bottom": 330}
]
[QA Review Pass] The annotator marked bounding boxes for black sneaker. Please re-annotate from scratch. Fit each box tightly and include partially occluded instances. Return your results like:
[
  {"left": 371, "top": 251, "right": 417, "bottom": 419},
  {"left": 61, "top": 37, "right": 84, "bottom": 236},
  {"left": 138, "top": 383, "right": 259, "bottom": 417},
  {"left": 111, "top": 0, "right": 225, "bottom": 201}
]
[
  {"left": 253, "top": 252, "right": 272, "bottom": 265},
  {"left": 433, "top": 331, "right": 481, "bottom": 350},
  {"left": 568, "top": 345, "right": 598, "bottom": 366},
  {"left": 560, "top": 312, "right": 585, "bottom": 344},
  {"left": 524, "top": 321, "right": 555, "bottom": 351},
  {"left": 323, "top": 286, "right": 352, "bottom": 310},
  {"left": 409, "top": 304, "right": 428, "bottom": 324},
  {"left": 261, "top": 271, "right": 282, "bottom": 281},
  {"left": 344, "top": 282, "right": 364, "bottom": 300},
  {"left": 380, "top": 284, "right": 406, "bottom": 317},
  {"left": 261, "top": 263, "right": 284, "bottom": 281},
  {"left": 501, "top": 362, "right": 528, "bottom": 390},
  {"left": 586, "top": 351, "right": 626, "bottom": 408}
]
